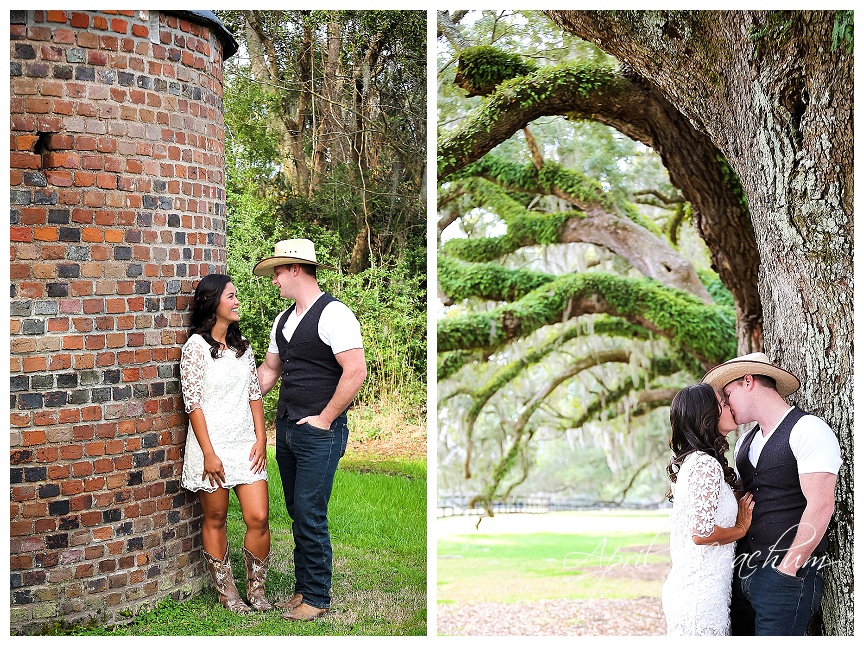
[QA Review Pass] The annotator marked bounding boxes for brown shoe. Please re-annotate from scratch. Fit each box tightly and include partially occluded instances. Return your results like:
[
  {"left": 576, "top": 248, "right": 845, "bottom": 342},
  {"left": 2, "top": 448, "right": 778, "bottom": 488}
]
[
  {"left": 283, "top": 602, "right": 328, "bottom": 622},
  {"left": 202, "top": 544, "right": 252, "bottom": 614},
  {"left": 274, "top": 593, "right": 304, "bottom": 612},
  {"left": 243, "top": 547, "right": 273, "bottom": 611}
]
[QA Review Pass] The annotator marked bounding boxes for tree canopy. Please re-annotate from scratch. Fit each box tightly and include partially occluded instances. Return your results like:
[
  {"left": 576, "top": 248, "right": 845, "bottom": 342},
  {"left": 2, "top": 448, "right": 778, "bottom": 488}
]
[
  {"left": 216, "top": 10, "right": 427, "bottom": 419},
  {"left": 437, "top": 10, "right": 743, "bottom": 509}
]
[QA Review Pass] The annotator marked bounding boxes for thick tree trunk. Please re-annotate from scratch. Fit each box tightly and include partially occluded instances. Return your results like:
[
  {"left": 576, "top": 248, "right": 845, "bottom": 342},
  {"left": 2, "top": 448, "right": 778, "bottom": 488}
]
[
  {"left": 311, "top": 21, "right": 346, "bottom": 191},
  {"left": 546, "top": 10, "right": 853, "bottom": 634}
]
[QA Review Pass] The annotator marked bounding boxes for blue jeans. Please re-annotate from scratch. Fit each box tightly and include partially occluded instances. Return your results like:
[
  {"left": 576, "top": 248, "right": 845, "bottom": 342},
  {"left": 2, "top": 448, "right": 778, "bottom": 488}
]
[
  {"left": 731, "top": 556, "right": 825, "bottom": 635},
  {"left": 275, "top": 414, "right": 348, "bottom": 609}
]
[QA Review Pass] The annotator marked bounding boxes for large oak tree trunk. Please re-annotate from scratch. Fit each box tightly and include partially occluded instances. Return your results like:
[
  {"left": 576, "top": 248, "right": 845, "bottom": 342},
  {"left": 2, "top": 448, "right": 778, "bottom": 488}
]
[{"left": 546, "top": 10, "right": 852, "bottom": 634}]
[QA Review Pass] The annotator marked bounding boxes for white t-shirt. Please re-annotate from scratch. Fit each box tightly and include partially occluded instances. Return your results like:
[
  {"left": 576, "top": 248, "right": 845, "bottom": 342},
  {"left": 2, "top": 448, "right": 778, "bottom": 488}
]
[
  {"left": 267, "top": 293, "right": 363, "bottom": 356},
  {"left": 733, "top": 408, "right": 842, "bottom": 476}
]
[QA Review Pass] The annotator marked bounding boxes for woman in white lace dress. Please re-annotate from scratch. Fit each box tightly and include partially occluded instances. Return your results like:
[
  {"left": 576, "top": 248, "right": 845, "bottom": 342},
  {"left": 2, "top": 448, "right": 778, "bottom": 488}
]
[
  {"left": 661, "top": 383, "right": 755, "bottom": 635},
  {"left": 180, "top": 274, "right": 272, "bottom": 613}
]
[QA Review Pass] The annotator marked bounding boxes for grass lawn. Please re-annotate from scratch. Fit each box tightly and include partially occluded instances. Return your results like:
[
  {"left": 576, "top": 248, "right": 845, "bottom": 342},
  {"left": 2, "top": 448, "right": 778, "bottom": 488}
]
[
  {"left": 60, "top": 447, "right": 426, "bottom": 636},
  {"left": 438, "top": 510, "right": 671, "bottom": 604}
]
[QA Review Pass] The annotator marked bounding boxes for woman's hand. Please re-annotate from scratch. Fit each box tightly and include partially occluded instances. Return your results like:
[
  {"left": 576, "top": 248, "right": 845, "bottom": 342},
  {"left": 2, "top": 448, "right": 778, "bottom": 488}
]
[
  {"left": 202, "top": 452, "right": 226, "bottom": 488},
  {"left": 735, "top": 491, "right": 755, "bottom": 534},
  {"left": 249, "top": 439, "right": 267, "bottom": 474}
]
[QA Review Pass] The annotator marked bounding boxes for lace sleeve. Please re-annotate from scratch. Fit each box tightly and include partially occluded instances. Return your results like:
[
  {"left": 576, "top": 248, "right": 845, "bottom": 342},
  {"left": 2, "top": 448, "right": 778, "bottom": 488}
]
[
  {"left": 689, "top": 454, "right": 723, "bottom": 538},
  {"left": 180, "top": 338, "right": 206, "bottom": 414},
  {"left": 247, "top": 347, "right": 262, "bottom": 401}
]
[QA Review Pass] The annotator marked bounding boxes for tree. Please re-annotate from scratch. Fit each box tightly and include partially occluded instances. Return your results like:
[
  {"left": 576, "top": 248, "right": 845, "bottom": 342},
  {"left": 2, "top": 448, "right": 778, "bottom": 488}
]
[
  {"left": 543, "top": 11, "right": 852, "bottom": 636},
  {"left": 437, "top": 10, "right": 737, "bottom": 508},
  {"left": 219, "top": 10, "right": 428, "bottom": 421},
  {"left": 438, "top": 10, "right": 852, "bottom": 635},
  {"left": 219, "top": 10, "right": 426, "bottom": 273}
]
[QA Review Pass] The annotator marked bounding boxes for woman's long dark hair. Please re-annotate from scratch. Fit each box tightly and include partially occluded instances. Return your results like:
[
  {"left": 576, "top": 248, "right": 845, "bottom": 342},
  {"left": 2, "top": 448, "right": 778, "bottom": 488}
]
[
  {"left": 666, "top": 383, "right": 736, "bottom": 501},
  {"left": 190, "top": 274, "right": 249, "bottom": 359}
]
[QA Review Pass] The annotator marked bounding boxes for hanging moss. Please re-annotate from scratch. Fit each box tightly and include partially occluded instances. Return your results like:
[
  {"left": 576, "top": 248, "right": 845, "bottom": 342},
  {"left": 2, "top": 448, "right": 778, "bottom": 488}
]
[
  {"left": 465, "top": 316, "right": 649, "bottom": 418},
  {"left": 451, "top": 155, "right": 661, "bottom": 239},
  {"left": 440, "top": 180, "right": 572, "bottom": 264},
  {"left": 561, "top": 357, "right": 680, "bottom": 431},
  {"left": 455, "top": 46, "right": 538, "bottom": 97},
  {"left": 472, "top": 351, "right": 685, "bottom": 509},
  {"left": 438, "top": 270, "right": 737, "bottom": 365}
]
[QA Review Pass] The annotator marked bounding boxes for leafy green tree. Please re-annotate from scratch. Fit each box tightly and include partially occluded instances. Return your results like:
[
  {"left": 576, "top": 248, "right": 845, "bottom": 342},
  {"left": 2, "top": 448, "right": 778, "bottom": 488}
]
[
  {"left": 437, "top": 11, "right": 739, "bottom": 512},
  {"left": 218, "top": 10, "right": 427, "bottom": 421}
]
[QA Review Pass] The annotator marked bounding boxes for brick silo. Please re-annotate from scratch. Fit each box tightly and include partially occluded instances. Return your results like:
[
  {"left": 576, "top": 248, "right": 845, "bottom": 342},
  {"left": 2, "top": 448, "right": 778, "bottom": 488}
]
[{"left": 9, "top": 10, "right": 238, "bottom": 633}]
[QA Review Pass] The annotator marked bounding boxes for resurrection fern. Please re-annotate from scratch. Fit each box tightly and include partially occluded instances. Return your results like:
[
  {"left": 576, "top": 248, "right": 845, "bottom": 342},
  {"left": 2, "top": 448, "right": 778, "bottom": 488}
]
[
  {"left": 438, "top": 255, "right": 555, "bottom": 302},
  {"left": 438, "top": 60, "right": 623, "bottom": 177},
  {"left": 455, "top": 46, "right": 538, "bottom": 96}
]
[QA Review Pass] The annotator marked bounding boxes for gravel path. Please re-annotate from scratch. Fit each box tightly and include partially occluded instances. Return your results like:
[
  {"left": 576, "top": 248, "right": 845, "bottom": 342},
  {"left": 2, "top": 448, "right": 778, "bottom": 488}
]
[{"left": 437, "top": 597, "right": 666, "bottom": 636}]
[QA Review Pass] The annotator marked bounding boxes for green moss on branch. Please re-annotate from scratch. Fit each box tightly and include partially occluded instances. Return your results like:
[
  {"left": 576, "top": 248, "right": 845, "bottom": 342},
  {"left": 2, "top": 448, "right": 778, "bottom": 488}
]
[{"left": 438, "top": 270, "right": 736, "bottom": 365}]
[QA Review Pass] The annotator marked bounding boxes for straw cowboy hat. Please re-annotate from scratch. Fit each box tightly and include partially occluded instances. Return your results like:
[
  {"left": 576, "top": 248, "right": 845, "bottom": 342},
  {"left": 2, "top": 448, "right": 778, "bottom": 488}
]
[
  {"left": 701, "top": 352, "right": 800, "bottom": 397},
  {"left": 252, "top": 239, "right": 336, "bottom": 276}
]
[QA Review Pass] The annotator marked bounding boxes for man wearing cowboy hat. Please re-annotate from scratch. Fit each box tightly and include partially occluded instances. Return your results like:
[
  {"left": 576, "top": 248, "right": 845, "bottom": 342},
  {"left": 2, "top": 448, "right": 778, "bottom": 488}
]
[
  {"left": 254, "top": 239, "right": 367, "bottom": 621},
  {"left": 702, "top": 352, "right": 841, "bottom": 635}
]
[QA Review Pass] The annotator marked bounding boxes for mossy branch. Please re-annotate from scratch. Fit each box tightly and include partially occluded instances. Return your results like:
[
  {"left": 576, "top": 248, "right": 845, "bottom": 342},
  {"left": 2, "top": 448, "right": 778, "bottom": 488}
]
[
  {"left": 438, "top": 268, "right": 736, "bottom": 366},
  {"left": 438, "top": 60, "right": 625, "bottom": 179},
  {"left": 438, "top": 254, "right": 555, "bottom": 302},
  {"left": 470, "top": 352, "right": 681, "bottom": 511}
]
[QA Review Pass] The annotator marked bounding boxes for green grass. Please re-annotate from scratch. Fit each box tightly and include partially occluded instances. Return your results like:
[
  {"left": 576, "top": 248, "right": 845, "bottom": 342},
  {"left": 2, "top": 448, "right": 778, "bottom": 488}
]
[
  {"left": 59, "top": 447, "right": 426, "bottom": 636},
  {"left": 438, "top": 511, "right": 671, "bottom": 603}
]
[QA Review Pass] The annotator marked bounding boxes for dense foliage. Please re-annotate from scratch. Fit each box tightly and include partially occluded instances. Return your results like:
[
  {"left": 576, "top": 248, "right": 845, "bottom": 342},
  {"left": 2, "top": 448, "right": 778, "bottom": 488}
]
[{"left": 218, "top": 10, "right": 427, "bottom": 420}]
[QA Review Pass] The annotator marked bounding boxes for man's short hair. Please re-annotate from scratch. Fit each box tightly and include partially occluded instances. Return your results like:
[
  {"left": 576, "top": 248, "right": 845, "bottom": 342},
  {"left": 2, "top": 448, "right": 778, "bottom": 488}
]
[
  {"left": 295, "top": 263, "right": 317, "bottom": 278},
  {"left": 728, "top": 374, "right": 778, "bottom": 392}
]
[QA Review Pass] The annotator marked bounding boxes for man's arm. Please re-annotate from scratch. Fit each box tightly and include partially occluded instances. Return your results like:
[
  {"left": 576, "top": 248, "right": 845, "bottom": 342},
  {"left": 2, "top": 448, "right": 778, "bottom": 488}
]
[
  {"left": 777, "top": 472, "right": 836, "bottom": 575},
  {"left": 257, "top": 351, "right": 282, "bottom": 396},
  {"left": 299, "top": 347, "right": 367, "bottom": 429}
]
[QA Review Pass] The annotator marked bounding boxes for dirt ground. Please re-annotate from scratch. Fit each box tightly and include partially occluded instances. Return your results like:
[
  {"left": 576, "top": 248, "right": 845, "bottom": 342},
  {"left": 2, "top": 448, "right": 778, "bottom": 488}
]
[
  {"left": 265, "top": 421, "right": 427, "bottom": 462},
  {"left": 437, "top": 596, "right": 667, "bottom": 636},
  {"left": 343, "top": 424, "right": 427, "bottom": 461}
]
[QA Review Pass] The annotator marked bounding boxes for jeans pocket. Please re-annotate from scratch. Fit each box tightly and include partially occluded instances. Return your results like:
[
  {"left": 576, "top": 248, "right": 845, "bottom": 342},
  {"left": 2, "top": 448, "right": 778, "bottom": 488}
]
[
  {"left": 303, "top": 421, "right": 332, "bottom": 433},
  {"left": 771, "top": 562, "right": 805, "bottom": 584}
]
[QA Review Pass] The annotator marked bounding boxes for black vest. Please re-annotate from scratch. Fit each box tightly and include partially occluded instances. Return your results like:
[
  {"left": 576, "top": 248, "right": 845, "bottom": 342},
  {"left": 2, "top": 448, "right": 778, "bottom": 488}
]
[
  {"left": 736, "top": 407, "right": 829, "bottom": 562},
  {"left": 274, "top": 293, "right": 344, "bottom": 420}
]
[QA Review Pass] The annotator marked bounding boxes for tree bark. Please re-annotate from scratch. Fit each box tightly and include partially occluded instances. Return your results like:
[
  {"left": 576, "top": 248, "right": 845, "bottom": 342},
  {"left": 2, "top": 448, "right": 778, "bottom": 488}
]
[{"left": 545, "top": 10, "right": 853, "bottom": 634}]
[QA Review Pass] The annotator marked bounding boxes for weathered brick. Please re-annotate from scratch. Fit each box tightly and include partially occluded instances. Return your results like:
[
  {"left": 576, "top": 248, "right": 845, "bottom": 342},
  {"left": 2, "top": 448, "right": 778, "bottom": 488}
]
[{"left": 11, "top": 9, "right": 230, "bottom": 632}]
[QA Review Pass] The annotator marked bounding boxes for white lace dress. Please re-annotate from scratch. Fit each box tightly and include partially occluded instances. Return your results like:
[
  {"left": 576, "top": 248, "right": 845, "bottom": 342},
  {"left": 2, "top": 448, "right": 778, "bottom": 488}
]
[
  {"left": 661, "top": 451, "right": 737, "bottom": 635},
  {"left": 179, "top": 334, "right": 267, "bottom": 493}
]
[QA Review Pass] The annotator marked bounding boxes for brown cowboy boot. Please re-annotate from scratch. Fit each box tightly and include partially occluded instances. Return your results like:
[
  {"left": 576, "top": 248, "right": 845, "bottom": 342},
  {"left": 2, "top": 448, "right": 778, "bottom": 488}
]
[
  {"left": 283, "top": 602, "right": 328, "bottom": 622},
  {"left": 275, "top": 593, "right": 304, "bottom": 612},
  {"left": 243, "top": 547, "right": 273, "bottom": 611},
  {"left": 202, "top": 544, "right": 252, "bottom": 614}
]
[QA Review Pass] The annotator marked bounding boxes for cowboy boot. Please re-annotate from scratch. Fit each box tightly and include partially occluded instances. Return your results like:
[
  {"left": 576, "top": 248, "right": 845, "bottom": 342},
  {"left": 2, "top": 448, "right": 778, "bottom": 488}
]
[
  {"left": 202, "top": 544, "right": 252, "bottom": 614},
  {"left": 243, "top": 546, "right": 273, "bottom": 611},
  {"left": 275, "top": 593, "right": 303, "bottom": 612},
  {"left": 284, "top": 602, "right": 328, "bottom": 622}
]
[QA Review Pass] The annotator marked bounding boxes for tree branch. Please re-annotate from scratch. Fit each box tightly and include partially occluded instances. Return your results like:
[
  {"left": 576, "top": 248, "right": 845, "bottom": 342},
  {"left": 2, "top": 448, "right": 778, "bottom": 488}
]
[{"left": 437, "top": 264, "right": 737, "bottom": 366}]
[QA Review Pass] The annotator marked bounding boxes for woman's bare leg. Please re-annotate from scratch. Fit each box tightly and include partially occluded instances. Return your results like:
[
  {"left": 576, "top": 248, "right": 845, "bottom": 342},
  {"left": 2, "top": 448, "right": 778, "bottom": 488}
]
[
  {"left": 197, "top": 487, "right": 230, "bottom": 557},
  {"left": 234, "top": 479, "right": 271, "bottom": 558}
]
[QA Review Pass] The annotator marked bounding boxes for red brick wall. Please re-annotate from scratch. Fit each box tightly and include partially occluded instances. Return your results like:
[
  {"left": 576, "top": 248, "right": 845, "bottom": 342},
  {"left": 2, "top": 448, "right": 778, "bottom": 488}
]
[{"left": 9, "top": 10, "right": 229, "bottom": 633}]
